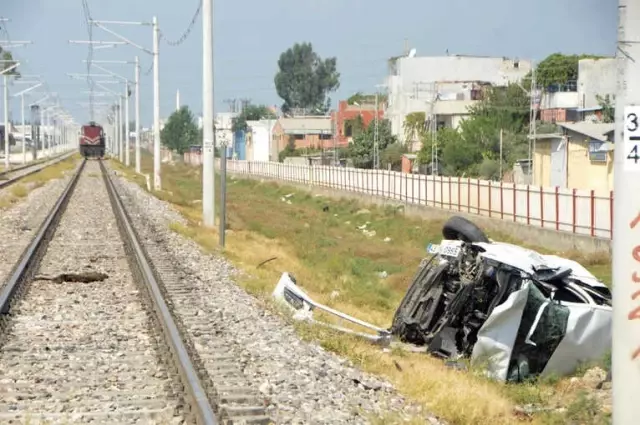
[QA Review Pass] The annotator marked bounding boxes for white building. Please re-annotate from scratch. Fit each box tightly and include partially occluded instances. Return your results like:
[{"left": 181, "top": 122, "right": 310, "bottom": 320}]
[
  {"left": 246, "top": 119, "right": 276, "bottom": 162},
  {"left": 385, "top": 55, "right": 532, "bottom": 142}
]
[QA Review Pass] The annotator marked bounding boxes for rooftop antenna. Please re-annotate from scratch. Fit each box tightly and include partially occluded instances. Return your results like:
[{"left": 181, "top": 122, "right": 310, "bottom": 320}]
[{"left": 403, "top": 38, "right": 409, "bottom": 56}]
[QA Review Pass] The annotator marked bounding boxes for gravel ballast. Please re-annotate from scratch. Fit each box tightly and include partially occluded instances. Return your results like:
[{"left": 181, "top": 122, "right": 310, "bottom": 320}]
[
  {"left": 112, "top": 168, "right": 440, "bottom": 424},
  {"left": 0, "top": 163, "right": 79, "bottom": 288},
  {"left": 0, "top": 161, "right": 183, "bottom": 424}
]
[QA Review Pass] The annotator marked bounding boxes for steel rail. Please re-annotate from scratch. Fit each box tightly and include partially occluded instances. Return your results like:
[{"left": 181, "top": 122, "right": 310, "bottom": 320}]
[
  {"left": 0, "top": 151, "right": 74, "bottom": 178},
  {"left": 99, "top": 160, "right": 218, "bottom": 425},
  {"left": 0, "top": 151, "right": 78, "bottom": 189},
  {"left": 0, "top": 159, "right": 86, "bottom": 314}
]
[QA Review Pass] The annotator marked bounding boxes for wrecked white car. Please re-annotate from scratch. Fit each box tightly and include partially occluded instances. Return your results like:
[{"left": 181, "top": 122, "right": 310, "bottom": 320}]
[{"left": 273, "top": 216, "right": 612, "bottom": 382}]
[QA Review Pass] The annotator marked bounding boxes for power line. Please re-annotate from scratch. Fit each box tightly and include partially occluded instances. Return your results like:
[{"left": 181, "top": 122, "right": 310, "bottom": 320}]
[{"left": 160, "top": 0, "right": 202, "bottom": 46}]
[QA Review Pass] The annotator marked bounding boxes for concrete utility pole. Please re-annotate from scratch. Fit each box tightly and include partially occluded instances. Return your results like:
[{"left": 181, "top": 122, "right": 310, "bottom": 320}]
[
  {"left": 152, "top": 16, "right": 161, "bottom": 190},
  {"left": 15, "top": 83, "right": 43, "bottom": 163},
  {"left": 613, "top": 1, "right": 640, "bottom": 423},
  {"left": 202, "top": 0, "right": 215, "bottom": 228},
  {"left": 3, "top": 75, "right": 8, "bottom": 169},
  {"left": 75, "top": 18, "right": 159, "bottom": 184},
  {"left": 528, "top": 63, "right": 538, "bottom": 183},
  {"left": 118, "top": 96, "right": 123, "bottom": 162},
  {"left": 135, "top": 56, "right": 141, "bottom": 172},
  {"left": 124, "top": 82, "right": 130, "bottom": 166}
]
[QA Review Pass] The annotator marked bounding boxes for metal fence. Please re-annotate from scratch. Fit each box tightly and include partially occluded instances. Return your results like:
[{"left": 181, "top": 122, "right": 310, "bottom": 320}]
[{"left": 222, "top": 160, "right": 613, "bottom": 240}]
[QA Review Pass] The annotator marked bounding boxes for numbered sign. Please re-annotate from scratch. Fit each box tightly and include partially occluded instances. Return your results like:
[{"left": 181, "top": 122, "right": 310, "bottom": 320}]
[{"left": 625, "top": 106, "right": 640, "bottom": 171}]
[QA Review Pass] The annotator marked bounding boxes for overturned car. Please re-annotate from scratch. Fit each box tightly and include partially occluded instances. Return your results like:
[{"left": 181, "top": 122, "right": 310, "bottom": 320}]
[{"left": 273, "top": 216, "right": 612, "bottom": 382}]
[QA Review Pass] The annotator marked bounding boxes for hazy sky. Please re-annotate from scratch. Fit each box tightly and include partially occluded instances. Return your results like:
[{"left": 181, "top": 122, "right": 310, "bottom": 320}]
[{"left": 2, "top": 0, "right": 617, "bottom": 127}]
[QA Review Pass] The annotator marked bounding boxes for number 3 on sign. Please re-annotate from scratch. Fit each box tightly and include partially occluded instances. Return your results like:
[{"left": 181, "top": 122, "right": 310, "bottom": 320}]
[{"left": 625, "top": 106, "right": 640, "bottom": 171}]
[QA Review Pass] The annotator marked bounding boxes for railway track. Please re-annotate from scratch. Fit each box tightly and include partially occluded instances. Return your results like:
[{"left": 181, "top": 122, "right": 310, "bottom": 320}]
[
  {"left": 0, "top": 159, "right": 218, "bottom": 424},
  {"left": 0, "top": 151, "right": 76, "bottom": 190}
]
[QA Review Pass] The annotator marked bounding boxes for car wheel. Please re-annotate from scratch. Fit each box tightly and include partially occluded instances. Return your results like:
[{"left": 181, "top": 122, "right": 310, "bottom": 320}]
[{"left": 442, "top": 216, "right": 490, "bottom": 243}]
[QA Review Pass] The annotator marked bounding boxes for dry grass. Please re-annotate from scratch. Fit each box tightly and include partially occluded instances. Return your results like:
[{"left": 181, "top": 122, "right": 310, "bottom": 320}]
[
  {"left": 0, "top": 154, "right": 81, "bottom": 209},
  {"left": 111, "top": 153, "right": 612, "bottom": 425}
]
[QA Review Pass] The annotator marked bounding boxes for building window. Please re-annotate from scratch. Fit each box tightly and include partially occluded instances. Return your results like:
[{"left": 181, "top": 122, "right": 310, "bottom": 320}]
[
  {"left": 319, "top": 133, "right": 331, "bottom": 140},
  {"left": 588, "top": 140, "right": 607, "bottom": 162},
  {"left": 344, "top": 122, "right": 353, "bottom": 137},
  {"left": 294, "top": 134, "right": 304, "bottom": 140}
]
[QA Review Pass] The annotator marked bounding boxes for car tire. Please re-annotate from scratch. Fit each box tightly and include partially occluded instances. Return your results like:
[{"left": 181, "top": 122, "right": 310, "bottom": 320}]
[{"left": 442, "top": 216, "right": 490, "bottom": 243}]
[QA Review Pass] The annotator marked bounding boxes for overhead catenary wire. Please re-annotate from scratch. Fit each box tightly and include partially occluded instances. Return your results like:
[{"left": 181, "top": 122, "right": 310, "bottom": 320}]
[{"left": 159, "top": 0, "right": 202, "bottom": 47}]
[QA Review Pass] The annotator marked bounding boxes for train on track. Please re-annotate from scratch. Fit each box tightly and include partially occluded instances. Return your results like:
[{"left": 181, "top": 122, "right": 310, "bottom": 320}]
[{"left": 79, "top": 122, "right": 106, "bottom": 159}]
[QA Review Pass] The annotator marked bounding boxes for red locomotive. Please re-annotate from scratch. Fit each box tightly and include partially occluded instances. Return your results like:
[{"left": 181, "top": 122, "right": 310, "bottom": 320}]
[{"left": 79, "top": 122, "right": 105, "bottom": 158}]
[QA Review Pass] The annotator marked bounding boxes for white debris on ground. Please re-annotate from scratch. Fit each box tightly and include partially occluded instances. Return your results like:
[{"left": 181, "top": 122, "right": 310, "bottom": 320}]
[{"left": 112, "top": 173, "right": 444, "bottom": 425}]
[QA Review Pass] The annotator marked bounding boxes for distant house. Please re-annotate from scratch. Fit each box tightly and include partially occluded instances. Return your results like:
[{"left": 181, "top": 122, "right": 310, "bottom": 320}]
[
  {"left": 272, "top": 116, "right": 333, "bottom": 151},
  {"left": 333, "top": 100, "right": 384, "bottom": 146},
  {"left": 245, "top": 119, "right": 277, "bottom": 162},
  {"left": 533, "top": 122, "right": 615, "bottom": 191},
  {"left": 538, "top": 58, "right": 616, "bottom": 124}
]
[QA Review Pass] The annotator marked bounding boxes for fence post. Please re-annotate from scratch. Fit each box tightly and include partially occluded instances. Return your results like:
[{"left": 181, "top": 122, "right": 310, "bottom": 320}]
[
  {"left": 467, "top": 178, "right": 471, "bottom": 213},
  {"left": 572, "top": 189, "right": 577, "bottom": 233},
  {"left": 540, "top": 186, "right": 544, "bottom": 228},
  {"left": 513, "top": 183, "right": 517, "bottom": 222},
  {"left": 526, "top": 185, "right": 531, "bottom": 225},
  {"left": 555, "top": 187, "right": 560, "bottom": 231},
  {"left": 590, "top": 189, "right": 595, "bottom": 237},
  {"left": 610, "top": 190, "right": 614, "bottom": 240},
  {"left": 488, "top": 181, "right": 492, "bottom": 217},
  {"left": 476, "top": 179, "right": 480, "bottom": 214},
  {"left": 458, "top": 177, "right": 462, "bottom": 211},
  {"left": 448, "top": 177, "right": 452, "bottom": 210},
  {"left": 500, "top": 182, "right": 504, "bottom": 219}
]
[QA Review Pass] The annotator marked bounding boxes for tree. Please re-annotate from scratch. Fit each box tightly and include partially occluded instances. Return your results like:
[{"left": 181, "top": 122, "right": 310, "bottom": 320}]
[
  {"left": 348, "top": 119, "right": 396, "bottom": 168},
  {"left": 596, "top": 94, "right": 615, "bottom": 123},
  {"left": 530, "top": 53, "right": 604, "bottom": 89},
  {"left": 274, "top": 42, "right": 340, "bottom": 115},
  {"left": 416, "top": 83, "right": 531, "bottom": 177},
  {"left": 0, "top": 47, "right": 20, "bottom": 77},
  {"left": 403, "top": 112, "right": 426, "bottom": 145},
  {"left": 160, "top": 106, "right": 200, "bottom": 155},
  {"left": 347, "top": 91, "right": 387, "bottom": 106},
  {"left": 231, "top": 103, "right": 276, "bottom": 132},
  {"left": 278, "top": 135, "right": 297, "bottom": 162}
]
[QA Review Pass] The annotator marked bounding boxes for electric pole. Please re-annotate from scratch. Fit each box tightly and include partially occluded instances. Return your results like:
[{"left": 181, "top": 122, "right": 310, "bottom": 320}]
[
  {"left": 135, "top": 56, "right": 141, "bottom": 173},
  {"left": 613, "top": 1, "right": 640, "bottom": 423},
  {"left": 202, "top": 0, "right": 215, "bottom": 228},
  {"left": 374, "top": 91, "right": 379, "bottom": 169},
  {"left": 152, "top": 16, "right": 161, "bottom": 190},
  {"left": 528, "top": 62, "right": 537, "bottom": 183}
]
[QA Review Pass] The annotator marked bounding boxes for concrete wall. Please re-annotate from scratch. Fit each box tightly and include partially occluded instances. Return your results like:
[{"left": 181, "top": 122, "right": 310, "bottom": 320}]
[
  {"left": 214, "top": 160, "right": 613, "bottom": 253},
  {"left": 578, "top": 58, "right": 616, "bottom": 109}
]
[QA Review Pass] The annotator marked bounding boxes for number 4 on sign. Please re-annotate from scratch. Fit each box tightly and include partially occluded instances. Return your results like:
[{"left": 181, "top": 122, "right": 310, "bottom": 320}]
[
  {"left": 624, "top": 107, "right": 640, "bottom": 171},
  {"left": 629, "top": 145, "right": 640, "bottom": 164}
]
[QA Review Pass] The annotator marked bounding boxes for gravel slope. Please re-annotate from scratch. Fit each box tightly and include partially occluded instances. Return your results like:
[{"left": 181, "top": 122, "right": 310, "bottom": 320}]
[{"left": 112, "top": 168, "right": 440, "bottom": 425}]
